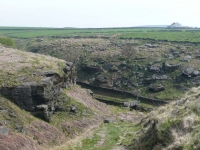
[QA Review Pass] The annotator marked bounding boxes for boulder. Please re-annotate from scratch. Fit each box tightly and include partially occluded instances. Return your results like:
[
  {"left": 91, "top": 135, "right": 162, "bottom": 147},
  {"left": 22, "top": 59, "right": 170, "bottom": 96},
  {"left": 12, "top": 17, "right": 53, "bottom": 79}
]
[
  {"left": 155, "top": 59, "right": 162, "bottom": 63},
  {"left": 145, "top": 44, "right": 158, "bottom": 48},
  {"left": 70, "top": 106, "right": 77, "bottom": 113},
  {"left": 115, "top": 80, "right": 121, "bottom": 87},
  {"left": 124, "top": 101, "right": 140, "bottom": 110},
  {"left": 182, "top": 67, "right": 194, "bottom": 77},
  {"left": 149, "top": 66, "right": 160, "bottom": 73},
  {"left": 96, "top": 75, "right": 107, "bottom": 83},
  {"left": 103, "top": 119, "right": 112, "bottom": 123},
  {"left": 148, "top": 84, "right": 165, "bottom": 92},
  {"left": 0, "top": 126, "right": 9, "bottom": 136},
  {"left": 196, "top": 54, "right": 200, "bottom": 59},
  {"left": 87, "top": 89, "right": 94, "bottom": 97},
  {"left": 120, "top": 61, "right": 127, "bottom": 67},
  {"left": 183, "top": 55, "right": 191, "bottom": 62},
  {"left": 63, "top": 62, "right": 73, "bottom": 73},
  {"left": 110, "top": 66, "right": 118, "bottom": 72},
  {"left": 172, "top": 52, "right": 180, "bottom": 57},
  {"left": 164, "top": 62, "right": 181, "bottom": 72},
  {"left": 193, "top": 70, "right": 200, "bottom": 76},
  {"left": 168, "top": 54, "right": 174, "bottom": 60}
]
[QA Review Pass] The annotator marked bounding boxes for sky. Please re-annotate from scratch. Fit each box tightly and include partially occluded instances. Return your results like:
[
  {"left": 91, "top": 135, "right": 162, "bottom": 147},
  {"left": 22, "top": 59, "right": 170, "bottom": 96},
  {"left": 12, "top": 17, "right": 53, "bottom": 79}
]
[{"left": 0, "top": 0, "right": 199, "bottom": 28}]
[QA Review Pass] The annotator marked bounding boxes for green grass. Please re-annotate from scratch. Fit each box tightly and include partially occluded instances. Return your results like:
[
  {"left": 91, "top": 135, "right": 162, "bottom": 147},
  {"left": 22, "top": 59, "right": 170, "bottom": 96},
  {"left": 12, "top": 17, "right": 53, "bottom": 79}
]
[
  {"left": 0, "top": 96, "right": 35, "bottom": 131},
  {"left": 62, "top": 121, "right": 141, "bottom": 150},
  {"left": 120, "top": 31, "right": 200, "bottom": 42},
  {"left": 50, "top": 90, "right": 94, "bottom": 128},
  {"left": 1, "top": 27, "right": 200, "bottom": 43},
  {"left": 0, "top": 37, "right": 15, "bottom": 47}
]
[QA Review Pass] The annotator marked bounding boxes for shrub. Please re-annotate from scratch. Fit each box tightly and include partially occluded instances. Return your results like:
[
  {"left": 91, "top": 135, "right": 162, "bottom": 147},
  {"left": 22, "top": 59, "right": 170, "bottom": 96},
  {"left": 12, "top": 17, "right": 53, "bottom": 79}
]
[{"left": 0, "top": 37, "right": 15, "bottom": 48}]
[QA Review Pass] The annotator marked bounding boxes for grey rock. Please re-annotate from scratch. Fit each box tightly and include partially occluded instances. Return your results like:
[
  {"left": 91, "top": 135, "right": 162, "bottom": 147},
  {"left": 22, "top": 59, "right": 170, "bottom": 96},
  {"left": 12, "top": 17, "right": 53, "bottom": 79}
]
[
  {"left": 172, "top": 52, "right": 180, "bottom": 57},
  {"left": 103, "top": 119, "right": 112, "bottom": 123},
  {"left": 120, "top": 61, "right": 127, "bottom": 67},
  {"left": 149, "top": 62, "right": 153, "bottom": 65},
  {"left": 87, "top": 89, "right": 94, "bottom": 97},
  {"left": 145, "top": 43, "right": 157, "bottom": 48},
  {"left": 148, "top": 84, "right": 165, "bottom": 92},
  {"left": 168, "top": 54, "right": 174, "bottom": 60},
  {"left": 124, "top": 101, "right": 140, "bottom": 110},
  {"left": 1, "top": 110, "right": 8, "bottom": 113},
  {"left": 96, "top": 75, "right": 107, "bottom": 83},
  {"left": 183, "top": 55, "right": 191, "bottom": 62},
  {"left": 70, "top": 106, "right": 77, "bottom": 113},
  {"left": 193, "top": 70, "right": 200, "bottom": 76},
  {"left": 176, "top": 99, "right": 187, "bottom": 106},
  {"left": 132, "top": 83, "right": 138, "bottom": 87},
  {"left": 36, "top": 104, "right": 48, "bottom": 110},
  {"left": 182, "top": 67, "right": 194, "bottom": 77},
  {"left": 164, "top": 62, "right": 181, "bottom": 72},
  {"left": 66, "top": 62, "right": 73, "bottom": 66},
  {"left": 0, "top": 126, "right": 9, "bottom": 135},
  {"left": 196, "top": 54, "right": 200, "bottom": 59},
  {"left": 110, "top": 66, "right": 118, "bottom": 72},
  {"left": 4, "top": 120, "right": 10, "bottom": 125},
  {"left": 9, "top": 112, "right": 17, "bottom": 117},
  {"left": 21, "top": 127, "right": 27, "bottom": 134},
  {"left": 181, "top": 50, "right": 185, "bottom": 53},
  {"left": 16, "top": 76, "right": 28, "bottom": 81},
  {"left": 149, "top": 66, "right": 160, "bottom": 73},
  {"left": 115, "top": 80, "right": 121, "bottom": 87},
  {"left": 15, "top": 125, "right": 27, "bottom": 134},
  {"left": 155, "top": 59, "right": 161, "bottom": 63}
]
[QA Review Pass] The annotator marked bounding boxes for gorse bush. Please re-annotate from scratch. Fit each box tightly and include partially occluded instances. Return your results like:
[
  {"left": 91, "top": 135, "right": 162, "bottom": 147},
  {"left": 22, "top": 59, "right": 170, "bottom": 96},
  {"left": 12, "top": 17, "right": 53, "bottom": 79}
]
[{"left": 0, "top": 37, "right": 15, "bottom": 48}]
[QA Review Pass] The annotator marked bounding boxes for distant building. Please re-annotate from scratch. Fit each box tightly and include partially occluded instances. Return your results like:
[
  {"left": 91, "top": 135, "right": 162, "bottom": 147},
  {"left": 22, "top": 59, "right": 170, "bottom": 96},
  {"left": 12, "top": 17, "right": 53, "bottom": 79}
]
[
  {"left": 167, "top": 22, "right": 182, "bottom": 28},
  {"left": 167, "top": 22, "right": 192, "bottom": 29}
]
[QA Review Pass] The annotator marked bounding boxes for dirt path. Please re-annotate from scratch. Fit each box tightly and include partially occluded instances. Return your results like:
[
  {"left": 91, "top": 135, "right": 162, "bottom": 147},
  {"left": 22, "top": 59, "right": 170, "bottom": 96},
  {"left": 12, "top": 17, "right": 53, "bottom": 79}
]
[{"left": 52, "top": 122, "right": 102, "bottom": 150}]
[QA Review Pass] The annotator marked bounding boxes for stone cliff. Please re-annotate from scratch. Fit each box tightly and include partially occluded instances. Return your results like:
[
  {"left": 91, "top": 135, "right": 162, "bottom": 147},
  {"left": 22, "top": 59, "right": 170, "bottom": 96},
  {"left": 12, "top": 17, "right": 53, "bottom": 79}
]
[
  {"left": 0, "top": 45, "right": 76, "bottom": 121},
  {"left": 0, "top": 63, "right": 76, "bottom": 121}
]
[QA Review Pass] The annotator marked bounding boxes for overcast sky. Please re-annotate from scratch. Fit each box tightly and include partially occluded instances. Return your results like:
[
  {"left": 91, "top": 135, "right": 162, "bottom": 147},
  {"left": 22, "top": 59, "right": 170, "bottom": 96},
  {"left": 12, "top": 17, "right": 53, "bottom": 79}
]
[{"left": 0, "top": 0, "right": 199, "bottom": 28}]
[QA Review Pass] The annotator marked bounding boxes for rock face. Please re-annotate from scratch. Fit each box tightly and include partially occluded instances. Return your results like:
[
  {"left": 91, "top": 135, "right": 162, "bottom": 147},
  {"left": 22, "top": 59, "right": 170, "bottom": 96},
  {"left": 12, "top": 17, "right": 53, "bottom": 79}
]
[{"left": 0, "top": 62, "right": 76, "bottom": 121}]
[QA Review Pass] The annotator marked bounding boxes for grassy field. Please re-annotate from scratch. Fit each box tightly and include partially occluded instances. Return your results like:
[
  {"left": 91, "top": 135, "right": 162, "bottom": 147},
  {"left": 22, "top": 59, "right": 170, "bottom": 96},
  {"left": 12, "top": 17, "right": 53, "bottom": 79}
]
[
  {"left": 0, "top": 27, "right": 159, "bottom": 38},
  {"left": 120, "top": 31, "right": 200, "bottom": 42},
  {"left": 1, "top": 27, "right": 200, "bottom": 42}
]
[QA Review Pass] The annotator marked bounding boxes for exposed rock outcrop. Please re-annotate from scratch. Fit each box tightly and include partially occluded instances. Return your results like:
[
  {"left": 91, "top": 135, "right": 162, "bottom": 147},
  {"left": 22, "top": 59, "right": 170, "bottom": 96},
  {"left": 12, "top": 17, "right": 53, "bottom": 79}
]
[{"left": 0, "top": 63, "right": 76, "bottom": 121}]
